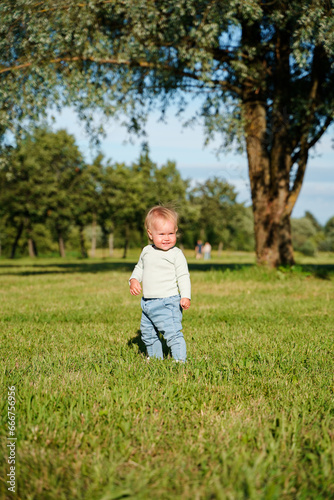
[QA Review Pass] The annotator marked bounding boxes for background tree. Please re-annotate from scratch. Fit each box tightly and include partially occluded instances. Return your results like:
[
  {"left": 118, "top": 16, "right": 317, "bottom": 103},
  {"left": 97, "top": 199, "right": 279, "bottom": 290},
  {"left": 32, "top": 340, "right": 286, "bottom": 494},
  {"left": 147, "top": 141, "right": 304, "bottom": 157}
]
[
  {"left": 319, "top": 216, "right": 334, "bottom": 252},
  {"left": 104, "top": 162, "right": 146, "bottom": 258},
  {"left": 1, "top": 124, "right": 331, "bottom": 258},
  {"left": 2, "top": 1, "right": 334, "bottom": 266},
  {"left": 291, "top": 216, "right": 319, "bottom": 257},
  {"left": 188, "top": 177, "right": 254, "bottom": 250},
  {"left": 131, "top": 145, "right": 190, "bottom": 244},
  {"left": 100, "top": 146, "right": 189, "bottom": 257},
  {"left": 70, "top": 161, "right": 103, "bottom": 258},
  {"left": 0, "top": 127, "right": 85, "bottom": 257},
  {"left": 0, "top": 129, "right": 60, "bottom": 258},
  {"left": 36, "top": 129, "right": 85, "bottom": 257},
  {"left": 228, "top": 205, "right": 255, "bottom": 252},
  {"left": 151, "top": 158, "right": 190, "bottom": 246}
]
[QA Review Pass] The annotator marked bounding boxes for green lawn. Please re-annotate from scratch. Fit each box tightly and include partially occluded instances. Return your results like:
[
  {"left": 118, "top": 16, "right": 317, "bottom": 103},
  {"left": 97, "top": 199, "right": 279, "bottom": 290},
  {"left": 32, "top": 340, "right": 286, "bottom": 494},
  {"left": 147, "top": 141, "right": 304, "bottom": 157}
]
[{"left": 1, "top": 255, "right": 333, "bottom": 499}]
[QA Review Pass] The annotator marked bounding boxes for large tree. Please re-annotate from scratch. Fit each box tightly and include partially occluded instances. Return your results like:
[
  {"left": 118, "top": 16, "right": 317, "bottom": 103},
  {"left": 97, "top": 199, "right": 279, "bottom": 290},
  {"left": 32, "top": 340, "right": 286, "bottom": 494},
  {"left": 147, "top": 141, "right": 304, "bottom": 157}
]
[{"left": 1, "top": 0, "right": 334, "bottom": 266}]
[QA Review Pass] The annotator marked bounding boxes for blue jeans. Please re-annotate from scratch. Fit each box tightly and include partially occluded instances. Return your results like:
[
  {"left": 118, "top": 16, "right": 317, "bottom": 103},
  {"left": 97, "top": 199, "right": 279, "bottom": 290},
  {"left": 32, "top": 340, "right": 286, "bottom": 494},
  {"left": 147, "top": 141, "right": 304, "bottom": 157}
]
[{"left": 140, "top": 295, "right": 187, "bottom": 361}]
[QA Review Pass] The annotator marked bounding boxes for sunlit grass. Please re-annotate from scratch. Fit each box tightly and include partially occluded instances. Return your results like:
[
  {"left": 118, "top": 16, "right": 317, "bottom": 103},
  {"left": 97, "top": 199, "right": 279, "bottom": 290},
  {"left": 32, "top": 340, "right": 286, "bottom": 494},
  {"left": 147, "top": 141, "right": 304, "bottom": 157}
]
[{"left": 1, "top": 256, "right": 333, "bottom": 499}]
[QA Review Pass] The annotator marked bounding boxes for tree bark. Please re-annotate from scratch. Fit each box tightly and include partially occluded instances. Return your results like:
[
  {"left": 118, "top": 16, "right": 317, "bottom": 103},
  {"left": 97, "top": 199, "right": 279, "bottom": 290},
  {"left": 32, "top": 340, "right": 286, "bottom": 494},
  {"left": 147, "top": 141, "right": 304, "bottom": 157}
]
[
  {"left": 109, "top": 232, "right": 114, "bottom": 257},
  {"left": 91, "top": 213, "right": 96, "bottom": 258},
  {"left": 122, "top": 225, "right": 129, "bottom": 259},
  {"left": 252, "top": 199, "right": 295, "bottom": 267},
  {"left": 243, "top": 98, "right": 295, "bottom": 268},
  {"left": 28, "top": 238, "right": 36, "bottom": 258},
  {"left": 25, "top": 218, "right": 37, "bottom": 258},
  {"left": 58, "top": 234, "right": 66, "bottom": 258},
  {"left": 79, "top": 224, "right": 88, "bottom": 258},
  {"left": 242, "top": 22, "right": 296, "bottom": 268},
  {"left": 10, "top": 222, "right": 24, "bottom": 259}
]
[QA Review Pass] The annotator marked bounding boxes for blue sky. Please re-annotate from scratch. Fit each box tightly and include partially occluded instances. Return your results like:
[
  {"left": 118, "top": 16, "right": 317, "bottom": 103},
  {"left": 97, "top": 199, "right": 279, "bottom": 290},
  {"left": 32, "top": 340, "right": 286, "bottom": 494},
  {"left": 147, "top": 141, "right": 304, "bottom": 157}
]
[{"left": 53, "top": 107, "right": 334, "bottom": 226}]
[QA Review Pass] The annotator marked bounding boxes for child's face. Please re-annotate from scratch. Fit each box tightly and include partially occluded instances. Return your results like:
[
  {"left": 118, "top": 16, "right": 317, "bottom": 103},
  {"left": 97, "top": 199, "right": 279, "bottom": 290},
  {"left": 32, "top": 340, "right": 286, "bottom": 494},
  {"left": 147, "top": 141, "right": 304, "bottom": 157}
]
[{"left": 147, "top": 218, "right": 177, "bottom": 251}]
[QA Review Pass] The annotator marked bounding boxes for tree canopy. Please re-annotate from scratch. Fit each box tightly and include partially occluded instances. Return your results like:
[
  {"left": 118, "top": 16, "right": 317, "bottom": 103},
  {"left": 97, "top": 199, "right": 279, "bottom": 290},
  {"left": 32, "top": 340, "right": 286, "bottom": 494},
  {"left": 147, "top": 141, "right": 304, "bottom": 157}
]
[
  {"left": 0, "top": 127, "right": 257, "bottom": 258},
  {"left": 1, "top": 0, "right": 334, "bottom": 265},
  {"left": 1, "top": 127, "right": 331, "bottom": 259}
]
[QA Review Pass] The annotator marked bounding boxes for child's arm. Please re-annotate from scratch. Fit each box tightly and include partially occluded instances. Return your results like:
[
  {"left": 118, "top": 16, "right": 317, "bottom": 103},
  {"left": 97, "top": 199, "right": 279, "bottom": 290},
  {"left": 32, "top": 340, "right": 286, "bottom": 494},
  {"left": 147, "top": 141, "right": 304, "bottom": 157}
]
[
  {"left": 129, "top": 249, "right": 144, "bottom": 295},
  {"left": 175, "top": 251, "right": 191, "bottom": 309},
  {"left": 129, "top": 278, "right": 142, "bottom": 296},
  {"left": 180, "top": 297, "right": 191, "bottom": 310}
]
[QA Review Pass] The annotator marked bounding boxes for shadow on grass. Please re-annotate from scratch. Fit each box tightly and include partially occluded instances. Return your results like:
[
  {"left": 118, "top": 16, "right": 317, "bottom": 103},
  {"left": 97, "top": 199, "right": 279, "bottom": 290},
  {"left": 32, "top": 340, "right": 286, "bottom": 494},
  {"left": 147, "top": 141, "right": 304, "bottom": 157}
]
[
  {"left": 0, "top": 260, "right": 333, "bottom": 279},
  {"left": 0, "top": 261, "right": 135, "bottom": 276},
  {"left": 128, "top": 329, "right": 171, "bottom": 358}
]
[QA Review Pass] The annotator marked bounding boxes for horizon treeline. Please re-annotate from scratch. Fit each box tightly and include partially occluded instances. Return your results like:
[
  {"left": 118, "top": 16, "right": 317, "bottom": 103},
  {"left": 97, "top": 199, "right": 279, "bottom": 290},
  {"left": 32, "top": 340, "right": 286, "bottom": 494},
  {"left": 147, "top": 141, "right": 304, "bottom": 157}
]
[{"left": 0, "top": 127, "right": 333, "bottom": 259}]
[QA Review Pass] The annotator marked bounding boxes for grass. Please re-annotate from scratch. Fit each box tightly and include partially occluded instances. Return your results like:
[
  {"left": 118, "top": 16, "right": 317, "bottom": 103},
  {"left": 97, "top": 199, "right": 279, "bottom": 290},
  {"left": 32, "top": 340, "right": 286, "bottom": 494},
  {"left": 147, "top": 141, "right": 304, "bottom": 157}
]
[{"left": 0, "top": 253, "right": 334, "bottom": 499}]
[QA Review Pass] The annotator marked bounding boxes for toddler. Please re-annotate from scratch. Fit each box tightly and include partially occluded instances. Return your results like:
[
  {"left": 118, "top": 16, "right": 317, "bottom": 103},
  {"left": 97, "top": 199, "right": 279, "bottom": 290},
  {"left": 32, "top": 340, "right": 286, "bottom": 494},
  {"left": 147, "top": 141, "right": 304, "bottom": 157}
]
[{"left": 129, "top": 206, "right": 191, "bottom": 361}]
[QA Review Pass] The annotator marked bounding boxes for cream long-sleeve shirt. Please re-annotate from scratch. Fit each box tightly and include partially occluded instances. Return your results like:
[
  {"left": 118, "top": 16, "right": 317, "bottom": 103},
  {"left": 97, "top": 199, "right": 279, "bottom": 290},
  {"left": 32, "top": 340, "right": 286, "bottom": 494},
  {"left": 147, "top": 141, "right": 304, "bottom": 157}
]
[{"left": 129, "top": 245, "right": 191, "bottom": 299}]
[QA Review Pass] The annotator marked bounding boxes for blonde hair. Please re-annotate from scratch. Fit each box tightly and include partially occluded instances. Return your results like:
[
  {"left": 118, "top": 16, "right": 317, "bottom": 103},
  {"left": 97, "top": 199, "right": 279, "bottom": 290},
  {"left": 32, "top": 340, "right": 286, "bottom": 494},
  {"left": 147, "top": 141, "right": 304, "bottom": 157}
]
[{"left": 145, "top": 206, "right": 179, "bottom": 235}]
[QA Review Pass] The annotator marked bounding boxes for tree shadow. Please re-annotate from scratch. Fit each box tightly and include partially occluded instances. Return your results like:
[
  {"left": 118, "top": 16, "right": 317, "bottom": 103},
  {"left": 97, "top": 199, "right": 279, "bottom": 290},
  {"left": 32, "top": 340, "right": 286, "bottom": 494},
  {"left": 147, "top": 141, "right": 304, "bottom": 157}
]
[
  {"left": 0, "top": 261, "right": 135, "bottom": 276},
  {"left": 128, "top": 330, "right": 171, "bottom": 358},
  {"left": 0, "top": 260, "right": 333, "bottom": 279},
  {"left": 188, "top": 262, "right": 254, "bottom": 271}
]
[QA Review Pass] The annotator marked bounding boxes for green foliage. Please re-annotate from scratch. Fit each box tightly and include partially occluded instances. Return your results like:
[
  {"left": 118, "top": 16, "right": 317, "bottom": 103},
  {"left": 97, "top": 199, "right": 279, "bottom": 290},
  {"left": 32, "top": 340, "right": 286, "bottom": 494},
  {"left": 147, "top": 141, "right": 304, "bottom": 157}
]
[
  {"left": 98, "top": 144, "right": 190, "bottom": 257},
  {"left": 0, "top": 127, "right": 87, "bottom": 257},
  {"left": 291, "top": 213, "right": 327, "bottom": 256},
  {"left": 1, "top": 261, "right": 333, "bottom": 498},
  {"left": 319, "top": 216, "right": 334, "bottom": 251},
  {"left": 292, "top": 217, "right": 318, "bottom": 255},
  {"left": 2, "top": 0, "right": 334, "bottom": 148},
  {"left": 2, "top": 0, "right": 334, "bottom": 265},
  {"left": 1, "top": 127, "right": 332, "bottom": 258},
  {"left": 188, "top": 177, "right": 254, "bottom": 250}
]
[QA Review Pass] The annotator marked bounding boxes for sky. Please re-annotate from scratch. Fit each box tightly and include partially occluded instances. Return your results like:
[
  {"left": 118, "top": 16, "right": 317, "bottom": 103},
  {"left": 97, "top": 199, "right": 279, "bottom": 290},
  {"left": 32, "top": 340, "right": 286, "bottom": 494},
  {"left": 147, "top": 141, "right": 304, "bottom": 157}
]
[{"left": 52, "top": 106, "right": 334, "bottom": 226}]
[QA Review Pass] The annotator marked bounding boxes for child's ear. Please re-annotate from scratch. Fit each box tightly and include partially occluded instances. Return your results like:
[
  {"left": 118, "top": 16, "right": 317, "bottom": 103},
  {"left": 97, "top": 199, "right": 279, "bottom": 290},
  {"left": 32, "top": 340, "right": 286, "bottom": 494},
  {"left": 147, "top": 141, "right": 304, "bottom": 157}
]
[{"left": 147, "top": 229, "right": 153, "bottom": 240}]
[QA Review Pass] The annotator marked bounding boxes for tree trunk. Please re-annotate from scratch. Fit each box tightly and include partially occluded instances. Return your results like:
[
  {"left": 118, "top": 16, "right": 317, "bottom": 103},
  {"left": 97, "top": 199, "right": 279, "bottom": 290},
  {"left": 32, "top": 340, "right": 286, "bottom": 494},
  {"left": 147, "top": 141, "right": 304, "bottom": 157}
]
[
  {"left": 33, "top": 239, "right": 38, "bottom": 256},
  {"left": 55, "top": 222, "right": 66, "bottom": 257},
  {"left": 252, "top": 201, "right": 295, "bottom": 267},
  {"left": 91, "top": 213, "right": 96, "bottom": 258},
  {"left": 10, "top": 222, "right": 24, "bottom": 259},
  {"left": 79, "top": 225, "right": 88, "bottom": 258},
  {"left": 244, "top": 99, "right": 295, "bottom": 268},
  {"left": 122, "top": 238, "right": 128, "bottom": 259},
  {"left": 122, "top": 226, "right": 129, "bottom": 259},
  {"left": 58, "top": 234, "right": 66, "bottom": 258},
  {"left": 25, "top": 219, "right": 37, "bottom": 258},
  {"left": 241, "top": 22, "right": 296, "bottom": 268},
  {"left": 109, "top": 232, "right": 114, "bottom": 257},
  {"left": 28, "top": 238, "right": 36, "bottom": 258}
]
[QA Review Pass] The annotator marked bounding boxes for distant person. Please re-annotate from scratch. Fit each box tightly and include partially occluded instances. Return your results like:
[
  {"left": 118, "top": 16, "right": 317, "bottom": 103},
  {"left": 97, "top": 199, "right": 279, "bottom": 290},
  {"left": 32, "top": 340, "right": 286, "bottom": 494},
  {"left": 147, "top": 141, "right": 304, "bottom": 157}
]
[
  {"left": 129, "top": 206, "right": 191, "bottom": 362},
  {"left": 203, "top": 241, "right": 212, "bottom": 260},
  {"left": 195, "top": 239, "right": 203, "bottom": 259}
]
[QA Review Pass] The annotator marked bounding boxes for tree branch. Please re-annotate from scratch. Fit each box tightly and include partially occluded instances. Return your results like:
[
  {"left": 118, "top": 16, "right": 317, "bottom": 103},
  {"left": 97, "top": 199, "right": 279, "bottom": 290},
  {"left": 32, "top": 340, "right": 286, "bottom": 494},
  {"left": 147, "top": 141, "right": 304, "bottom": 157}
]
[
  {"left": 287, "top": 114, "right": 332, "bottom": 216},
  {"left": 307, "top": 115, "right": 333, "bottom": 151},
  {"left": 0, "top": 55, "right": 242, "bottom": 95},
  {"left": 286, "top": 156, "right": 307, "bottom": 215},
  {"left": 36, "top": 0, "right": 117, "bottom": 14},
  {"left": 291, "top": 115, "right": 333, "bottom": 166}
]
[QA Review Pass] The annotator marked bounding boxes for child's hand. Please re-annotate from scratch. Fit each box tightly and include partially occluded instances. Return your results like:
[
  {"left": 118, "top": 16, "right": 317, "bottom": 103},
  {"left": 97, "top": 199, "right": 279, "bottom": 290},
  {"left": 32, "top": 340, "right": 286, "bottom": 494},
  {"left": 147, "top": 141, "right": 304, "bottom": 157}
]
[
  {"left": 180, "top": 298, "right": 191, "bottom": 310},
  {"left": 130, "top": 278, "right": 142, "bottom": 296}
]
